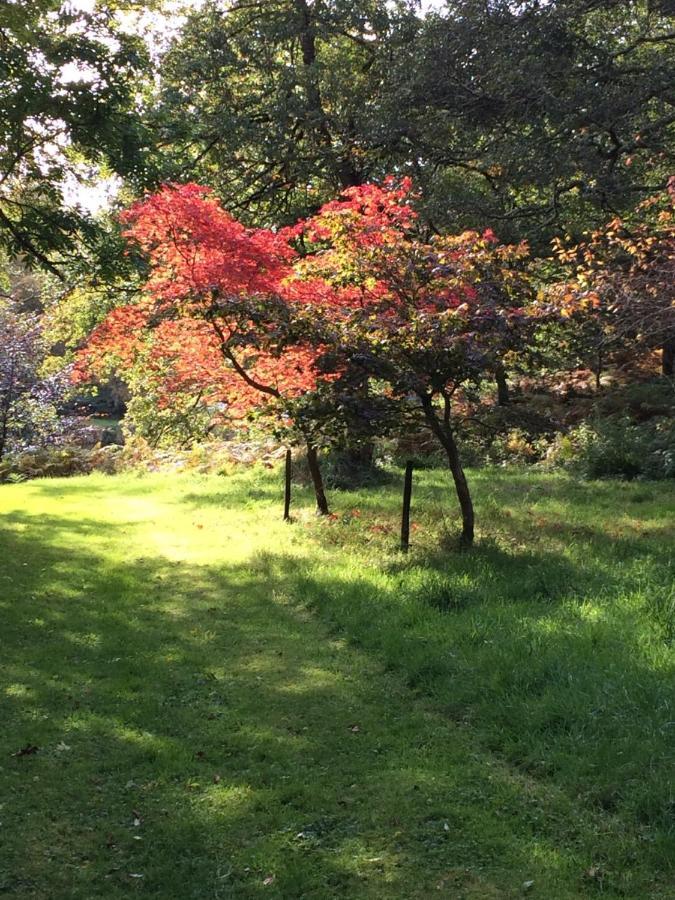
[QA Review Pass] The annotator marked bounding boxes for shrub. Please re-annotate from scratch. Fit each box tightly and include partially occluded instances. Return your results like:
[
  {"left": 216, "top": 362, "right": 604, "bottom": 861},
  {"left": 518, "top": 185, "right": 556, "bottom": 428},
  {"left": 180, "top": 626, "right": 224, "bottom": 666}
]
[
  {"left": 0, "top": 305, "right": 82, "bottom": 459},
  {"left": 486, "top": 428, "right": 539, "bottom": 465},
  {"left": 0, "top": 444, "right": 132, "bottom": 483},
  {"left": 544, "top": 416, "right": 675, "bottom": 480}
]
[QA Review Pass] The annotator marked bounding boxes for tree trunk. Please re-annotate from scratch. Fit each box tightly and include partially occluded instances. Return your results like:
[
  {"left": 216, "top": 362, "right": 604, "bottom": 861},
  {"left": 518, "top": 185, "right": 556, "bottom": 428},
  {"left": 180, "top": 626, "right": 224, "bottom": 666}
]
[
  {"left": 0, "top": 405, "right": 9, "bottom": 462},
  {"left": 421, "top": 396, "right": 474, "bottom": 545},
  {"left": 295, "top": 0, "right": 361, "bottom": 190},
  {"left": 495, "top": 365, "right": 509, "bottom": 406},
  {"left": 595, "top": 348, "right": 603, "bottom": 390},
  {"left": 306, "top": 444, "right": 329, "bottom": 515},
  {"left": 662, "top": 336, "right": 675, "bottom": 377}
]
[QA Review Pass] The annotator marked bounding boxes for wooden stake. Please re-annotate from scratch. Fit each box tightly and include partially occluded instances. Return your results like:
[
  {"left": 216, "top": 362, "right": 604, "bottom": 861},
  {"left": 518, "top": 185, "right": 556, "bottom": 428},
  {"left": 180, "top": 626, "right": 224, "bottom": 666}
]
[
  {"left": 401, "top": 460, "right": 414, "bottom": 552},
  {"left": 283, "top": 448, "right": 292, "bottom": 521}
]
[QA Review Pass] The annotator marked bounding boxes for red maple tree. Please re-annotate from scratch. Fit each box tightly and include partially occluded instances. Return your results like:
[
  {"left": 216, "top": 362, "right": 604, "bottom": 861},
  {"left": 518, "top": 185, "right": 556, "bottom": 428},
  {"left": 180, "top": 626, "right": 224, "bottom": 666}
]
[
  {"left": 289, "top": 178, "right": 535, "bottom": 544},
  {"left": 76, "top": 183, "right": 331, "bottom": 511},
  {"left": 78, "top": 179, "right": 538, "bottom": 540}
]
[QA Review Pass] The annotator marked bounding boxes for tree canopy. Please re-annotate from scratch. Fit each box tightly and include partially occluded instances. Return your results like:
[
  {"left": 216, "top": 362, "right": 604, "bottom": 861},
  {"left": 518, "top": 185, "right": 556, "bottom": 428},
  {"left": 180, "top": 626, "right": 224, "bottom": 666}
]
[
  {"left": 146, "top": 0, "right": 675, "bottom": 245},
  {"left": 0, "top": 0, "right": 147, "bottom": 274}
]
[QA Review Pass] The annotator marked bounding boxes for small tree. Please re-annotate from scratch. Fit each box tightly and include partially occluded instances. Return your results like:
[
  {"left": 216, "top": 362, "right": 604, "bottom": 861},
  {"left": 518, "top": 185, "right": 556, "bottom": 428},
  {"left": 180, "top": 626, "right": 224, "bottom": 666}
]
[
  {"left": 0, "top": 304, "right": 73, "bottom": 459},
  {"left": 76, "top": 184, "right": 333, "bottom": 512},
  {"left": 552, "top": 178, "right": 675, "bottom": 379},
  {"left": 291, "top": 179, "right": 535, "bottom": 544}
]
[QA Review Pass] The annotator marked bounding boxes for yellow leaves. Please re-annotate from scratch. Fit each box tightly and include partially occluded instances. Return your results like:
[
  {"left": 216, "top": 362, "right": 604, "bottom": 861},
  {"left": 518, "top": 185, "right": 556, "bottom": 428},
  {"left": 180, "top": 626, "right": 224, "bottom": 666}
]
[{"left": 556, "top": 284, "right": 601, "bottom": 316}]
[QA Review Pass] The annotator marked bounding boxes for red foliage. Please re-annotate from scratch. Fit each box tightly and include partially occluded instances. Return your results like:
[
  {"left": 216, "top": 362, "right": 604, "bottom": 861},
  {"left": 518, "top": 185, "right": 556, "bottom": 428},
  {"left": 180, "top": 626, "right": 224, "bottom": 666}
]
[
  {"left": 289, "top": 179, "right": 533, "bottom": 397},
  {"left": 76, "top": 178, "right": 535, "bottom": 455},
  {"left": 121, "top": 183, "right": 295, "bottom": 305},
  {"left": 72, "top": 304, "right": 152, "bottom": 383},
  {"left": 77, "top": 184, "right": 322, "bottom": 419}
]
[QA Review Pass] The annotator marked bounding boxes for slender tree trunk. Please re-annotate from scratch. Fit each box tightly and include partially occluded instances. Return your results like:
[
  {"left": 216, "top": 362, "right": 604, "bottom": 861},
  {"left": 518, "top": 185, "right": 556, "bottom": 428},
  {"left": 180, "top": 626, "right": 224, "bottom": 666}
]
[
  {"left": 662, "top": 336, "right": 675, "bottom": 377},
  {"left": 283, "top": 448, "right": 292, "bottom": 521},
  {"left": 495, "top": 365, "right": 509, "bottom": 406},
  {"left": 306, "top": 443, "right": 329, "bottom": 515},
  {"left": 400, "top": 460, "right": 414, "bottom": 552},
  {"left": 0, "top": 414, "right": 8, "bottom": 461},
  {"left": 295, "top": 0, "right": 361, "bottom": 190},
  {"left": 421, "top": 395, "right": 474, "bottom": 545},
  {"left": 442, "top": 430, "right": 474, "bottom": 547},
  {"left": 595, "top": 348, "right": 603, "bottom": 390}
]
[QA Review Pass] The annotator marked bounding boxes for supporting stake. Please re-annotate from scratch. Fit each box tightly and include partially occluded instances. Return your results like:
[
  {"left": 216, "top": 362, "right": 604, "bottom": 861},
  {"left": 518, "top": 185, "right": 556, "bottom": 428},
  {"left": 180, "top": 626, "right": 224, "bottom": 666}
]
[
  {"left": 283, "top": 448, "right": 292, "bottom": 521},
  {"left": 400, "top": 460, "right": 414, "bottom": 552}
]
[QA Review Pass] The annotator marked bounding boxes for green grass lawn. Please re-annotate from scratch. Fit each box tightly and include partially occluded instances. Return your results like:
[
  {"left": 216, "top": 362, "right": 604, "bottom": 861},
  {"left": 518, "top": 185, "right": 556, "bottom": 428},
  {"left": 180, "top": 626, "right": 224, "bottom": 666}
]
[{"left": 0, "top": 466, "right": 673, "bottom": 898}]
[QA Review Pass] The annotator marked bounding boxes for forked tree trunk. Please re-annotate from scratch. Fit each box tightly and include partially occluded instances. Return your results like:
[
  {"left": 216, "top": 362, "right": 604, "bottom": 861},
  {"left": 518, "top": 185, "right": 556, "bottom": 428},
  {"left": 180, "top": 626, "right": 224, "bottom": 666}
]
[
  {"left": 421, "top": 395, "right": 474, "bottom": 545},
  {"left": 306, "top": 443, "right": 330, "bottom": 515}
]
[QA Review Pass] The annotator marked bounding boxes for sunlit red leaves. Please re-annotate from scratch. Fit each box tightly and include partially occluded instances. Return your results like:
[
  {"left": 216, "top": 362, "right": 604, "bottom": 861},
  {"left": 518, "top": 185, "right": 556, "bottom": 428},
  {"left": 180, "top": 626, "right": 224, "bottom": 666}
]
[
  {"left": 289, "top": 185, "right": 534, "bottom": 397},
  {"left": 77, "top": 177, "right": 537, "bottom": 427},
  {"left": 77, "top": 311, "right": 321, "bottom": 419},
  {"left": 299, "top": 177, "right": 417, "bottom": 246},
  {"left": 72, "top": 304, "right": 152, "bottom": 383},
  {"left": 292, "top": 180, "right": 418, "bottom": 295},
  {"left": 77, "top": 183, "right": 326, "bottom": 419},
  {"left": 144, "top": 319, "right": 234, "bottom": 409},
  {"left": 121, "top": 183, "right": 296, "bottom": 305}
]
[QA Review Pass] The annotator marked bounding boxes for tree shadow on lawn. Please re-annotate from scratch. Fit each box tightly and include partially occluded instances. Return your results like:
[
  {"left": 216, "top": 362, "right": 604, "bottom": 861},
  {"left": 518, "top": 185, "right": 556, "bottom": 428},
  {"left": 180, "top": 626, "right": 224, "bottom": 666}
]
[
  {"left": 414, "top": 467, "right": 674, "bottom": 531},
  {"left": 254, "top": 540, "right": 675, "bottom": 844},
  {"left": 1, "top": 513, "right": 668, "bottom": 898}
]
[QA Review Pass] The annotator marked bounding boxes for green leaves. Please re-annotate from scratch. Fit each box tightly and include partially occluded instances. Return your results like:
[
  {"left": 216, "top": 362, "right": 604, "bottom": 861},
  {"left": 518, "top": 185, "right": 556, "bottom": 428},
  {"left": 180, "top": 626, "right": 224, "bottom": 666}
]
[{"left": 0, "top": 0, "right": 149, "bottom": 272}]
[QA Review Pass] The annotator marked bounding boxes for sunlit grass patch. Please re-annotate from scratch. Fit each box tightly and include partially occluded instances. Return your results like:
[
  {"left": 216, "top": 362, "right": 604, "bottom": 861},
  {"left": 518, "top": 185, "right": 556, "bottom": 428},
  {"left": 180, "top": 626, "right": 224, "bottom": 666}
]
[{"left": 0, "top": 467, "right": 673, "bottom": 898}]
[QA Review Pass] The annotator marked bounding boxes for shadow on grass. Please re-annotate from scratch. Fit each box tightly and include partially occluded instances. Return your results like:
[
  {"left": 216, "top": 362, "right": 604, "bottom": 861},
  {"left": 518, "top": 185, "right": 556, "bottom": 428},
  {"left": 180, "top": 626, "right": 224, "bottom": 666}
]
[
  {"left": 0, "top": 496, "right": 673, "bottom": 898},
  {"left": 0, "top": 514, "right": 554, "bottom": 898}
]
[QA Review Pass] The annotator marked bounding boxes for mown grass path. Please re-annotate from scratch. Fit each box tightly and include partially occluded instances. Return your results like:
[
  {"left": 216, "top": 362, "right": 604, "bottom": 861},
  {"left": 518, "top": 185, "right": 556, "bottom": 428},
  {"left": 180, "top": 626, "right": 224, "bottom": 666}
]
[{"left": 0, "top": 470, "right": 673, "bottom": 898}]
